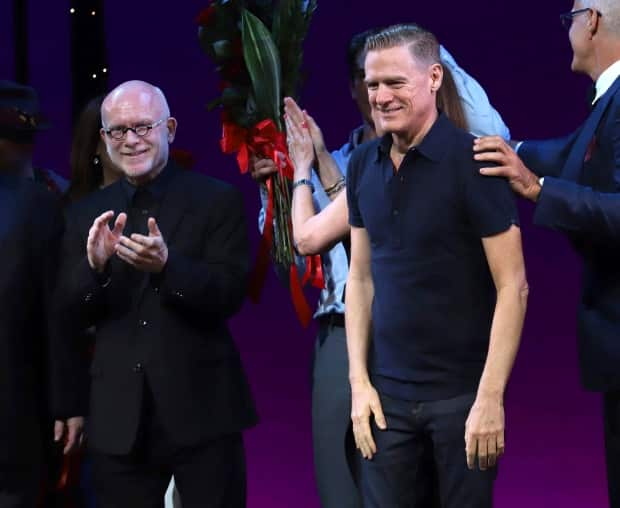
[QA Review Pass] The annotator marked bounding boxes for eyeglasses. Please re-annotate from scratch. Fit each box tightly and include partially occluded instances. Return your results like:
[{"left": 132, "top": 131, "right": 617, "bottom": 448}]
[
  {"left": 103, "top": 117, "right": 167, "bottom": 140},
  {"left": 560, "top": 7, "right": 601, "bottom": 31}
]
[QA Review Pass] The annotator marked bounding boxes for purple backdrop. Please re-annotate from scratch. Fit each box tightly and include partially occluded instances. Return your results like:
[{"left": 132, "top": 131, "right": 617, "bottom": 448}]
[{"left": 1, "top": 1, "right": 608, "bottom": 506}]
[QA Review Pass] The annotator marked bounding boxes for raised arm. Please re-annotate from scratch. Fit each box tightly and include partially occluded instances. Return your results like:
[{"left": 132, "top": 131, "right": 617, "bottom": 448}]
[{"left": 285, "top": 97, "right": 350, "bottom": 255}]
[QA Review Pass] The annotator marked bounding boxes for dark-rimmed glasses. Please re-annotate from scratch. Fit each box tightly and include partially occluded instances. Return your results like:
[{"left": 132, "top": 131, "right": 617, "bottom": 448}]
[
  {"left": 103, "top": 117, "right": 167, "bottom": 140},
  {"left": 560, "top": 7, "right": 601, "bottom": 31}
]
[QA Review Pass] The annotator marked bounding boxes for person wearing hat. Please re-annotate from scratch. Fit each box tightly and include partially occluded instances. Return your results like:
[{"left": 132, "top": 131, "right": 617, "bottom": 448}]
[
  {"left": 0, "top": 79, "right": 84, "bottom": 508},
  {"left": 0, "top": 79, "right": 68, "bottom": 194}
]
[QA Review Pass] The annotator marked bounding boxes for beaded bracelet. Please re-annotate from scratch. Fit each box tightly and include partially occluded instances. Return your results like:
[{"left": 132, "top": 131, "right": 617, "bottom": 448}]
[
  {"left": 292, "top": 178, "right": 315, "bottom": 193},
  {"left": 325, "top": 178, "right": 346, "bottom": 197},
  {"left": 323, "top": 177, "right": 345, "bottom": 195}
]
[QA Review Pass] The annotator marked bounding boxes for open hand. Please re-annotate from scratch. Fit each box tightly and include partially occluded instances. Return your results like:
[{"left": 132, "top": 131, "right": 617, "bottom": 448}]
[
  {"left": 87, "top": 211, "right": 127, "bottom": 272},
  {"left": 116, "top": 218, "right": 168, "bottom": 273},
  {"left": 474, "top": 136, "right": 541, "bottom": 202},
  {"left": 351, "top": 379, "right": 387, "bottom": 460},
  {"left": 54, "top": 416, "right": 85, "bottom": 455},
  {"left": 284, "top": 97, "right": 314, "bottom": 180}
]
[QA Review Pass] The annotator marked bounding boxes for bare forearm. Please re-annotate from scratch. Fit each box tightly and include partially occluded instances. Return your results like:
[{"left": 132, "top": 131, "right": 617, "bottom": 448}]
[
  {"left": 316, "top": 150, "right": 345, "bottom": 199},
  {"left": 291, "top": 184, "right": 318, "bottom": 251},
  {"left": 477, "top": 283, "right": 528, "bottom": 397},
  {"left": 292, "top": 191, "right": 350, "bottom": 255},
  {"left": 345, "top": 276, "right": 374, "bottom": 384}
]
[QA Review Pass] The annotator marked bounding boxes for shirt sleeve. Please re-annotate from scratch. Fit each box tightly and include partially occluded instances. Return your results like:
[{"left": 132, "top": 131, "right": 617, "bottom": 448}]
[
  {"left": 440, "top": 45, "right": 511, "bottom": 140},
  {"left": 464, "top": 160, "right": 520, "bottom": 237},
  {"left": 347, "top": 148, "right": 365, "bottom": 228}
]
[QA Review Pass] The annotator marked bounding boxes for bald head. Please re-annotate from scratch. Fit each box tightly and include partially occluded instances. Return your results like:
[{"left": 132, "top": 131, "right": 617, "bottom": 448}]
[
  {"left": 582, "top": 0, "right": 620, "bottom": 36},
  {"left": 101, "top": 80, "right": 170, "bottom": 128},
  {"left": 99, "top": 80, "right": 177, "bottom": 185}
]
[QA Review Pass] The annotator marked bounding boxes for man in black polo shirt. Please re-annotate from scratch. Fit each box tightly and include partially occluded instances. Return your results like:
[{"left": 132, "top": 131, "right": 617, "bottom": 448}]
[{"left": 345, "top": 24, "right": 528, "bottom": 507}]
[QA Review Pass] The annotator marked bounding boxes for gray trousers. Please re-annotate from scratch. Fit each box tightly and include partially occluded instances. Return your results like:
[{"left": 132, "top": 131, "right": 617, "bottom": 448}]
[{"left": 311, "top": 322, "right": 362, "bottom": 508}]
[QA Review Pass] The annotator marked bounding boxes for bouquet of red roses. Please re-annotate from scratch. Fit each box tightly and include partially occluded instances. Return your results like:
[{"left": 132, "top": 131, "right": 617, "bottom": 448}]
[{"left": 197, "top": 0, "right": 321, "bottom": 325}]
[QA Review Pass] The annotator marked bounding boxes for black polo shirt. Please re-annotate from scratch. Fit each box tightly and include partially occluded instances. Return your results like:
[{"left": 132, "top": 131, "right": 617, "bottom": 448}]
[{"left": 347, "top": 113, "right": 519, "bottom": 401}]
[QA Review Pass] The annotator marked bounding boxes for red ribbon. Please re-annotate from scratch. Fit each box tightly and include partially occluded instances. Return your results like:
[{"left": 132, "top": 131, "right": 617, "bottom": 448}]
[{"left": 221, "top": 119, "right": 325, "bottom": 325}]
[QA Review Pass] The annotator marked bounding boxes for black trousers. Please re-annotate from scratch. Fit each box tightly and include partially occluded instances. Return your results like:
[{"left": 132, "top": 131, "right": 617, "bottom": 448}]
[
  {"left": 605, "top": 391, "right": 620, "bottom": 507},
  {"left": 360, "top": 391, "right": 495, "bottom": 508},
  {"left": 311, "top": 323, "right": 439, "bottom": 508},
  {"left": 0, "top": 462, "right": 41, "bottom": 508},
  {"left": 91, "top": 384, "right": 246, "bottom": 508}
]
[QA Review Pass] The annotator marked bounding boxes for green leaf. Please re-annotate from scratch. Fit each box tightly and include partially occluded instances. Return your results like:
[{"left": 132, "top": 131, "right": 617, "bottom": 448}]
[
  {"left": 272, "top": 0, "right": 317, "bottom": 99},
  {"left": 241, "top": 9, "right": 282, "bottom": 129}
]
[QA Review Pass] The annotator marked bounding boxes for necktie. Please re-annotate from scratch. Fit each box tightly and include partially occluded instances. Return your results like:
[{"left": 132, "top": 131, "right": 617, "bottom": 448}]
[
  {"left": 130, "top": 187, "right": 155, "bottom": 236},
  {"left": 587, "top": 83, "right": 597, "bottom": 109}
]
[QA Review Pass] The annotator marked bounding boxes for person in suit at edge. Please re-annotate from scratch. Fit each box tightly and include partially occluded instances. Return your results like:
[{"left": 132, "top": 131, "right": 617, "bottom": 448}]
[
  {"left": 55, "top": 80, "right": 257, "bottom": 508},
  {"left": 0, "top": 80, "right": 84, "bottom": 508},
  {"left": 474, "top": 1, "right": 620, "bottom": 505}
]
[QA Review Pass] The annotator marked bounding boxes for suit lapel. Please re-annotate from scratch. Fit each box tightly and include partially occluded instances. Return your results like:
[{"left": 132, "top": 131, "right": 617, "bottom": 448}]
[{"left": 561, "top": 76, "right": 620, "bottom": 182}]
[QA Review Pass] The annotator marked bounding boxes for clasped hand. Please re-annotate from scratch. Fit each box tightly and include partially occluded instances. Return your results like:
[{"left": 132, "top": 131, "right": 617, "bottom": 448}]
[{"left": 87, "top": 211, "right": 168, "bottom": 273}]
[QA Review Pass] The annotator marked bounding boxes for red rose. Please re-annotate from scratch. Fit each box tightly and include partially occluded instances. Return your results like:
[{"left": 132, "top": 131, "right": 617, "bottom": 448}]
[
  {"left": 221, "top": 61, "right": 245, "bottom": 81},
  {"left": 196, "top": 5, "right": 216, "bottom": 27},
  {"left": 218, "top": 80, "right": 232, "bottom": 92},
  {"left": 231, "top": 37, "right": 243, "bottom": 58}
]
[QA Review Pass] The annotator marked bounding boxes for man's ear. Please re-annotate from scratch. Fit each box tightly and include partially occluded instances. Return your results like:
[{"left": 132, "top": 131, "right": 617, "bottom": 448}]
[
  {"left": 430, "top": 63, "right": 444, "bottom": 93},
  {"left": 589, "top": 8, "right": 602, "bottom": 37},
  {"left": 166, "top": 117, "right": 178, "bottom": 143}
]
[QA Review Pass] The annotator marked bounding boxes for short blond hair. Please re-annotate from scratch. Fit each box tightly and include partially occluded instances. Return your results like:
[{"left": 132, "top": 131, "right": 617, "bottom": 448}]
[{"left": 365, "top": 23, "right": 440, "bottom": 66}]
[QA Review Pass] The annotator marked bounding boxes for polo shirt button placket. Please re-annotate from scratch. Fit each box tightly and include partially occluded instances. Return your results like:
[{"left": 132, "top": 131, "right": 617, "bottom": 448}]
[{"left": 411, "top": 401, "right": 423, "bottom": 423}]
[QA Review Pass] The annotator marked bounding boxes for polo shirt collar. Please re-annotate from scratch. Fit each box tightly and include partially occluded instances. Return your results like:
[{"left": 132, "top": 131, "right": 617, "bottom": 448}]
[{"left": 376, "top": 112, "right": 449, "bottom": 163}]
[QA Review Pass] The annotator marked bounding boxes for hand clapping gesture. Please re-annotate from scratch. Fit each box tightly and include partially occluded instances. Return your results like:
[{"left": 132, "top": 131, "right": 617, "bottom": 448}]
[
  {"left": 284, "top": 97, "right": 315, "bottom": 180},
  {"left": 87, "top": 211, "right": 127, "bottom": 273},
  {"left": 116, "top": 218, "right": 169, "bottom": 273}
]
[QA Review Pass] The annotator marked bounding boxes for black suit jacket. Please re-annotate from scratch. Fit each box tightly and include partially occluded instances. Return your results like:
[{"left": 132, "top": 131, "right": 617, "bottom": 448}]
[
  {"left": 56, "top": 164, "right": 257, "bottom": 455},
  {"left": 520, "top": 76, "right": 620, "bottom": 392},
  {"left": 0, "top": 176, "right": 79, "bottom": 465}
]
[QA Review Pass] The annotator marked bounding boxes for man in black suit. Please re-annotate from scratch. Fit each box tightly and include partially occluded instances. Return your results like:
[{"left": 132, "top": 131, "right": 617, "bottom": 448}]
[
  {"left": 0, "top": 80, "right": 83, "bottom": 508},
  {"left": 474, "top": 1, "right": 620, "bottom": 504},
  {"left": 56, "top": 80, "right": 257, "bottom": 507}
]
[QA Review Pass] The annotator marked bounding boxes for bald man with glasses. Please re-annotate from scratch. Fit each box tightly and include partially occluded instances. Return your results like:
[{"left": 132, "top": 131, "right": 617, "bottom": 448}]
[{"left": 56, "top": 80, "right": 257, "bottom": 507}]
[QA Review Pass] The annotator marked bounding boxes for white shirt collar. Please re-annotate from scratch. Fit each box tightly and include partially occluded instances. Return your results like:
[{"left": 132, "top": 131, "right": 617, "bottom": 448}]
[{"left": 593, "top": 59, "right": 620, "bottom": 103}]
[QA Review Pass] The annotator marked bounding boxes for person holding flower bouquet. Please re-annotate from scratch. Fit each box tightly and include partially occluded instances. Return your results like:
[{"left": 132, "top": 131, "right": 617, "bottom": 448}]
[{"left": 251, "top": 28, "right": 512, "bottom": 507}]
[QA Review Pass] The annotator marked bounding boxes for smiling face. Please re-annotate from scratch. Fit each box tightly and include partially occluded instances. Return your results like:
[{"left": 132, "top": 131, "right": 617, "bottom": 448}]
[
  {"left": 364, "top": 44, "right": 441, "bottom": 142},
  {"left": 100, "top": 82, "right": 176, "bottom": 185}
]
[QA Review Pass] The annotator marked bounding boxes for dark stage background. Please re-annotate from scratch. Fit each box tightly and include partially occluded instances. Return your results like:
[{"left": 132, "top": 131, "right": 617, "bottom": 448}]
[{"left": 1, "top": 1, "right": 608, "bottom": 506}]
